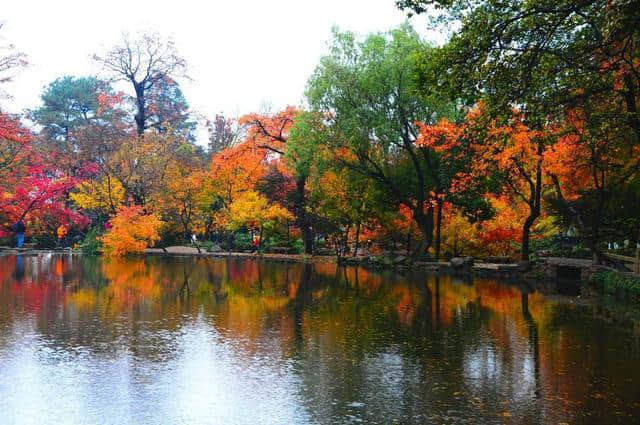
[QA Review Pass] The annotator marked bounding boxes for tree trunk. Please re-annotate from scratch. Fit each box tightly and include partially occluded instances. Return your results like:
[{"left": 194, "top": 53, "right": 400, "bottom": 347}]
[
  {"left": 293, "top": 176, "right": 313, "bottom": 255},
  {"left": 413, "top": 206, "right": 434, "bottom": 258},
  {"left": 353, "top": 222, "right": 361, "bottom": 258},
  {"left": 521, "top": 141, "right": 543, "bottom": 261},
  {"left": 521, "top": 213, "right": 537, "bottom": 261},
  {"left": 302, "top": 227, "right": 314, "bottom": 255},
  {"left": 590, "top": 190, "right": 606, "bottom": 265},
  {"left": 134, "top": 82, "right": 146, "bottom": 136},
  {"left": 341, "top": 224, "right": 351, "bottom": 258},
  {"left": 227, "top": 232, "right": 234, "bottom": 252},
  {"left": 435, "top": 199, "right": 443, "bottom": 261}
]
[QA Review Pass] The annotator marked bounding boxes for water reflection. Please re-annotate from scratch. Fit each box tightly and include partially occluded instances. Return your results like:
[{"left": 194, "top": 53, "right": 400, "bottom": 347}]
[{"left": 0, "top": 254, "right": 639, "bottom": 424}]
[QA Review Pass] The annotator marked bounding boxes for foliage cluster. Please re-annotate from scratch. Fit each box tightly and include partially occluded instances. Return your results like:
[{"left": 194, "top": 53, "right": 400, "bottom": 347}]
[
  {"left": 592, "top": 271, "right": 640, "bottom": 301},
  {"left": 100, "top": 206, "right": 163, "bottom": 256}
]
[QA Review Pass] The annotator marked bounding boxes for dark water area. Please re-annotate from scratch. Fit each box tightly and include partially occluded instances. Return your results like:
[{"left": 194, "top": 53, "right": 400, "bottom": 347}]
[{"left": 0, "top": 253, "right": 639, "bottom": 424}]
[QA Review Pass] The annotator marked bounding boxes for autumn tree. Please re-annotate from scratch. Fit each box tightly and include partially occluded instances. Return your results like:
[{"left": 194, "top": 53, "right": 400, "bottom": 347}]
[
  {"left": 414, "top": 109, "right": 495, "bottom": 259},
  {"left": 156, "top": 166, "right": 210, "bottom": 241},
  {"left": 107, "top": 128, "right": 207, "bottom": 208},
  {"left": 209, "top": 141, "right": 267, "bottom": 209},
  {"left": 477, "top": 195, "right": 525, "bottom": 258},
  {"left": 545, "top": 106, "right": 640, "bottom": 263},
  {"left": 305, "top": 25, "right": 456, "bottom": 256},
  {"left": 70, "top": 176, "right": 126, "bottom": 215},
  {"left": 239, "top": 107, "right": 318, "bottom": 254},
  {"left": 0, "top": 112, "right": 30, "bottom": 177},
  {"left": 205, "top": 140, "right": 270, "bottom": 243},
  {"left": 101, "top": 205, "right": 162, "bottom": 256},
  {"left": 309, "top": 167, "right": 381, "bottom": 258},
  {"left": 401, "top": 0, "right": 640, "bottom": 262},
  {"left": 255, "top": 165, "right": 296, "bottom": 209},
  {"left": 227, "top": 190, "right": 292, "bottom": 246},
  {"left": 0, "top": 30, "right": 89, "bottom": 240},
  {"left": 438, "top": 204, "right": 480, "bottom": 258},
  {"left": 93, "top": 32, "right": 189, "bottom": 136},
  {"left": 1, "top": 162, "right": 91, "bottom": 238},
  {"left": 442, "top": 105, "right": 547, "bottom": 261}
]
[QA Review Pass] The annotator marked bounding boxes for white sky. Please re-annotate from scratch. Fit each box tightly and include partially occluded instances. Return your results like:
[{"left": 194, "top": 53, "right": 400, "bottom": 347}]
[{"left": 2, "top": 0, "right": 439, "bottom": 145}]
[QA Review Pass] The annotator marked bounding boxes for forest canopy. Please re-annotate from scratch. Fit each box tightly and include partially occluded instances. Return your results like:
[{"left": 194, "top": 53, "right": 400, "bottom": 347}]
[{"left": 1, "top": 2, "right": 638, "bottom": 264}]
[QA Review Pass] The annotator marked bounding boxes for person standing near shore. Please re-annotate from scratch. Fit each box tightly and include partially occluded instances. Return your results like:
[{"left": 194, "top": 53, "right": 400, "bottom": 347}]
[
  {"left": 11, "top": 220, "right": 26, "bottom": 249},
  {"left": 57, "top": 225, "right": 68, "bottom": 248}
]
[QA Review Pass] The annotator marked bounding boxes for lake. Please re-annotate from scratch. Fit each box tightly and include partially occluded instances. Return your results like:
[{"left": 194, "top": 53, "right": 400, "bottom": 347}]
[{"left": 0, "top": 253, "right": 639, "bottom": 424}]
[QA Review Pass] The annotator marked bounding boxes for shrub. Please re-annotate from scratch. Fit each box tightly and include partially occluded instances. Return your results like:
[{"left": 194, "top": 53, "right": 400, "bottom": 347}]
[
  {"left": 30, "top": 233, "right": 57, "bottom": 249},
  {"left": 291, "top": 238, "right": 304, "bottom": 254},
  {"left": 199, "top": 240, "right": 218, "bottom": 252},
  {"left": 591, "top": 271, "right": 640, "bottom": 301},
  {"left": 100, "top": 205, "right": 163, "bottom": 257},
  {"left": 233, "top": 232, "right": 253, "bottom": 251},
  {"left": 77, "top": 226, "right": 103, "bottom": 255},
  {"left": 531, "top": 235, "right": 591, "bottom": 259}
]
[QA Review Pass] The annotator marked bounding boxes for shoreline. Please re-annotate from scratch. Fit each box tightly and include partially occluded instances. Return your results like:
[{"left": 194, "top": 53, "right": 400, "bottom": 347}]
[
  {"left": 3, "top": 246, "right": 639, "bottom": 303},
  {"left": 1, "top": 245, "right": 602, "bottom": 280}
]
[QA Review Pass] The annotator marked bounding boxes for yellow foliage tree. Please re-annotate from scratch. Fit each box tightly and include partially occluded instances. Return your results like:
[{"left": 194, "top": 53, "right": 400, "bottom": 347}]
[
  {"left": 70, "top": 176, "right": 125, "bottom": 213},
  {"left": 227, "top": 190, "right": 292, "bottom": 243},
  {"left": 100, "top": 205, "right": 163, "bottom": 256},
  {"left": 439, "top": 205, "right": 481, "bottom": 258},
  {"left": 156, "top": 166, "right": 212, "bottom": 239}
]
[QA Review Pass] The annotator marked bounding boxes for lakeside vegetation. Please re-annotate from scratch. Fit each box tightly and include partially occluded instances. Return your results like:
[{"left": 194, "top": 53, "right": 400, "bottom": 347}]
[
  {"left": 0, "top": 1, "right": 638, "bottom": 274},
  {"left": 592, "top": 270, "right": 640, "bottom": 301}
]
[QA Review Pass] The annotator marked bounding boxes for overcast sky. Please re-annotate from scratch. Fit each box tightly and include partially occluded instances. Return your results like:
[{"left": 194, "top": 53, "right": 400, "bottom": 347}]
[{"left": 2, "top": 0, "right": 439, "bottom": 145}]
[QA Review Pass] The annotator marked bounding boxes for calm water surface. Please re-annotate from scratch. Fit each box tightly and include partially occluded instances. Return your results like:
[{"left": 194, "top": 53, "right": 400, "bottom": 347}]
[{"left": 0, "top": 253, "right": 639, "bottom": 424}]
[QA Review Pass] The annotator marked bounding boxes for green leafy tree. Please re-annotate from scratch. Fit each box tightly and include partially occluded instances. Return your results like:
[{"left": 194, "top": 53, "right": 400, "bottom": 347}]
[
  {"left": 30, "top": 76, "right": 109, "bottom": 142},
  {"left": 305, "top": 25, "right": 456, "bottom": 255}
]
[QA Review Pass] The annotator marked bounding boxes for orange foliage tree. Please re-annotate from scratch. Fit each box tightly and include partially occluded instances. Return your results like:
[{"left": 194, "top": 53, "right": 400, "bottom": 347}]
[
  {"left": 465, "top": 105, "right": 547, "bottom": 261},
  {"left": 208, "top": 141, "right": 269, "bottom": 235},
  {"left": 545, "top": 103, "right": 640, "bottom": 262},
  {"left": 239, "top": 107, "right": 316, "bottom": 254},
  {"left": 100, "top": 205, "right": 163, "bottom": 256}
]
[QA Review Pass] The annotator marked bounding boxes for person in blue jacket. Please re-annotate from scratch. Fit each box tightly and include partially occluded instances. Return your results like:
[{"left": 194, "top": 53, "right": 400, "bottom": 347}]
[{"left": 11, "top": 219, "right": 26, "bottom": 248}]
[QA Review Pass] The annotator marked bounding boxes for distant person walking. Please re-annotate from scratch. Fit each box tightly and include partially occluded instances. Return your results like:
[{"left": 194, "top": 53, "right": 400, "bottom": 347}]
[{"left": 11, "top": 220, "right": 26, "bottom": 249}]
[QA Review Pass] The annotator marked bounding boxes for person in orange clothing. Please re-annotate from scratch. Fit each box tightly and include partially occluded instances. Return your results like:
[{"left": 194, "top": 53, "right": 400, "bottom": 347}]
[
  {"left": 56, "top": 225, "right": 68, "bottom": 248},
  {"left": 251, "top": 233, "right": 260, "bottom": 254}
]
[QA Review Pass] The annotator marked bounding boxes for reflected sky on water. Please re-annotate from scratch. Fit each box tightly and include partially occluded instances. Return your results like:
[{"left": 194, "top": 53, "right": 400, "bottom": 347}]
[{"left": 0, "top": 253, "right": 639, "bottom": 424}]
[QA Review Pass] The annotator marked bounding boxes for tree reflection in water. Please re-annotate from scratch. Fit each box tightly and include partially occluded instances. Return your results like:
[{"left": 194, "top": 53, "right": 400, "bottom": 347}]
[{"left": 0, "top": 253, "right": 639, "bottom": 424}]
